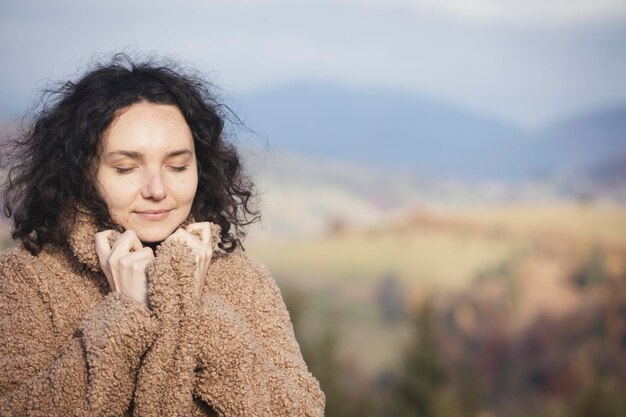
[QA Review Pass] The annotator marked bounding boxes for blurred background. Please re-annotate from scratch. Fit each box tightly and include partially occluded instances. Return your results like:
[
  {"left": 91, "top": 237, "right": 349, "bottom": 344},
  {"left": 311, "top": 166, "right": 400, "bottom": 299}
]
[{"left": 2, "top": 1, "right": 626, "bottom": 416}]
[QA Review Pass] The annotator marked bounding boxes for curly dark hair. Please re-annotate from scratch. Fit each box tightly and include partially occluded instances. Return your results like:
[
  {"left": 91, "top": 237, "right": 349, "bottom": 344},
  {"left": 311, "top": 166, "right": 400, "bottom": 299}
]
[{"left": 1, "top": 54, "right": 259, "bottom": 255}]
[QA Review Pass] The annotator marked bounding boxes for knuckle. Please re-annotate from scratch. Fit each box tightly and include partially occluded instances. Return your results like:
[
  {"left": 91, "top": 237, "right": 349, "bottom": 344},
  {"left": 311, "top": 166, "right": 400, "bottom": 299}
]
[
  {"left": 119, "top": 257, "right": 132, "bottom": 268},
  {"left": 106, "top": 256, "right": 116, "bottom": 268},
  {"left": 95, "top": 229, "right": 111, "bottom": 238}
]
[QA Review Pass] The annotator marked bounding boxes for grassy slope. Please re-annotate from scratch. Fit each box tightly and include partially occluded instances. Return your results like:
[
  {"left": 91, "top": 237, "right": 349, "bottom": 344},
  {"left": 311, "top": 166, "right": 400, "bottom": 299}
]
[{"left": 248, "top": 203, "right": 626, "bottom": 287}]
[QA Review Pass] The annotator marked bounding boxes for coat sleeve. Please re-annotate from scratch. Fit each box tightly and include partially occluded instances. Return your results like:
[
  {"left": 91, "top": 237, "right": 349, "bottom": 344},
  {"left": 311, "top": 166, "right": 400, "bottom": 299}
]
[
  {"left": 193, "top": 253, "right": 325, "bottom": 417},
  {"left": 130, "top": 238, "right": 200, "bottom": 417},
  {"left": 0, "top": 250, "right": 157, "bottom": 417}
]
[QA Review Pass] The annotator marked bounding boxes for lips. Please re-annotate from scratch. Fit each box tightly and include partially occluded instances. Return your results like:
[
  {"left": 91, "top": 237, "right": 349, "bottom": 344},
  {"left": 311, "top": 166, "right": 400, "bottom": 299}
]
[{"left": 134, "top": 209, "right": 172, "bottom": 221}]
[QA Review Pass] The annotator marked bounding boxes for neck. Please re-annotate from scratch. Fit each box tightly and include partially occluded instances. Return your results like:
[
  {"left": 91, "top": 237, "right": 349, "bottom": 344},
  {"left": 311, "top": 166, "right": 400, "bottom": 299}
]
[{"left": 143, "top": 241, "right": 161, "bottom": 252}]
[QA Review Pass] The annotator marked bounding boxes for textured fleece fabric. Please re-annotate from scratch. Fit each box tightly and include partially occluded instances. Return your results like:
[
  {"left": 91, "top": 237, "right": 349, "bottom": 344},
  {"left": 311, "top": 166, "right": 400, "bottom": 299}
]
[{"left": 0, "top": 213, "right": 325, "bottom": 417}]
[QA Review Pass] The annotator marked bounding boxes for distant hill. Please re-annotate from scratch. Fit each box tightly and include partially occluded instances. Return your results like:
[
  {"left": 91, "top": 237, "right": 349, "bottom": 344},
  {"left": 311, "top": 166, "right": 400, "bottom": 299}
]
[
  {"left": 527, "top": 105, "right": 626, "bottom": 175},
  {"left": 589, "top": 152, "right": 626, "bottom": 186},
  {"left": 241, "top": 82, "right": 530, "bottom": 179},
  {"left": 240, "top": 82, "right": 626, "bottom": 181}
]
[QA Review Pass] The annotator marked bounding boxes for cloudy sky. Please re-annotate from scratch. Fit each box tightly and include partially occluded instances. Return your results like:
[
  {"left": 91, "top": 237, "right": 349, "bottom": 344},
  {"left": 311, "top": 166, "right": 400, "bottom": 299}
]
[{"left": 2, "top": 0, "right": 625, "bottom": 128}]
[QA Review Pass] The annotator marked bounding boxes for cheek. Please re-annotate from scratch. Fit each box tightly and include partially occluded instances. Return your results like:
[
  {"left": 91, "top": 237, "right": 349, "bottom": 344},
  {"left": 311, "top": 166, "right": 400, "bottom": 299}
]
[
  {"left": 172, "top": 172, "right": 199, "bottom": 205},
  {"left": 97, "top": 176, "right": 139, "bottom": 212},
  {"left": 179, "top": 181, "right": 198, "bottom": 206}
]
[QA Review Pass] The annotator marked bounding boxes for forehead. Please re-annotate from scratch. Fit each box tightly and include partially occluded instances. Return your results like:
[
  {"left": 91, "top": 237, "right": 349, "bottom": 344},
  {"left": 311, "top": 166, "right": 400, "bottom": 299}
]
[{"left": 101, "top": 102, "right": 194, "bottom": 152}]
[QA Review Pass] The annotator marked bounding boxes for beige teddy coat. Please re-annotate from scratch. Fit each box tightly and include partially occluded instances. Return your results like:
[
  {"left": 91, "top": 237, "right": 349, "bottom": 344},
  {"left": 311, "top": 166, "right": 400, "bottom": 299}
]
[{"left": 0, "top": 214, "right": 325, "bottom": 416}]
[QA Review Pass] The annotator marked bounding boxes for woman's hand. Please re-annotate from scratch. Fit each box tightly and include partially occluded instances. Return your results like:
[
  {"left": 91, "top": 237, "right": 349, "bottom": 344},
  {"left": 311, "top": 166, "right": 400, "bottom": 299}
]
[
  {"left": 95, "top": 230, "right": 154, "bottom": 309},
  {"left": 164, "top": 222, "right": 214, "bottom": 299}
]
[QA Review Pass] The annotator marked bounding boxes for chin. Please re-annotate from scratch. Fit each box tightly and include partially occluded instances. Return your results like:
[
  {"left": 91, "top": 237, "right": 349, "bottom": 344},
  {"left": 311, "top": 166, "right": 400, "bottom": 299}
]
[
  {"left": 135, "top": 225, "right": 178, "bottom": 243},
  {"left": 139, "top": 236, "right": 167, "bottom": 244},
  {"left": 135, "top": 224, "right": 178, "bottom": 243}
]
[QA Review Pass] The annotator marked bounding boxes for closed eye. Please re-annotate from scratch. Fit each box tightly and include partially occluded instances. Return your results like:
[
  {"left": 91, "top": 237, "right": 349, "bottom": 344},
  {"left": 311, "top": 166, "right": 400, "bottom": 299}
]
[
  {"left": 169, "top": 166, "right": 189, "bottom": 172},
  {"left": 115, "top": 167, "right": 136, "bottom": 174}
]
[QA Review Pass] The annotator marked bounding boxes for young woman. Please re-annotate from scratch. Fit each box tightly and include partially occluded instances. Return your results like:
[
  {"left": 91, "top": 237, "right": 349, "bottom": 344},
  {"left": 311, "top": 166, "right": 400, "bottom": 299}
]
[{"left": 0, "top": 55, "right": 325, "bottom": 416}]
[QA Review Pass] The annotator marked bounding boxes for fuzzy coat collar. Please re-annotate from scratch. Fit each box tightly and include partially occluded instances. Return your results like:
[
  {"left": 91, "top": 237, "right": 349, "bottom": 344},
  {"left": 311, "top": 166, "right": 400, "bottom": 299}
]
[{"left": 67, "top": 209, "right": 223, "bottom": 272}]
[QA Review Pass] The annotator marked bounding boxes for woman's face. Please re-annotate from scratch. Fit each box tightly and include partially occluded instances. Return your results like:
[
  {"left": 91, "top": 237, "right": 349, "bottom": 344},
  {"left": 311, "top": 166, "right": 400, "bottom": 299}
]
[{"left": 95, "top": 102, "right": 199, "bottom": 243}]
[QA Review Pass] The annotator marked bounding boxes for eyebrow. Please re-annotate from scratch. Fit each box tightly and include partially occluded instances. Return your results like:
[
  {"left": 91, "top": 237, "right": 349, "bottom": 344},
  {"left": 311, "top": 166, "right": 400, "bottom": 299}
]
[{"left": 105, "top": 149, "right": 194, "bottom": 159}]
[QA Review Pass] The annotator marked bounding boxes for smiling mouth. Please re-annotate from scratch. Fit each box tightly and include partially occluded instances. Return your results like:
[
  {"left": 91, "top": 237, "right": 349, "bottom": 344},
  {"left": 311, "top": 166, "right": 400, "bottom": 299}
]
[{"left": 135, "top": 209, "right": 171, "bottom": 220}]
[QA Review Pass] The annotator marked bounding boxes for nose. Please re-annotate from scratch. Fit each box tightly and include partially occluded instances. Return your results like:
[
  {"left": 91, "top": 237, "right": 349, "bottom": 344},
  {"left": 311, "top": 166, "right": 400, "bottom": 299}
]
[{"left": 141, "top": 171, "right": 167, "bottom": 200}]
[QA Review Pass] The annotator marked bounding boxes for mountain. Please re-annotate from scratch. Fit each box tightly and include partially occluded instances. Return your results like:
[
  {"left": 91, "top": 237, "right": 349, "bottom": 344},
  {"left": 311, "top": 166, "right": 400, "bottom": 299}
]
[
  {"left": 240, "top": 82, "right": 530, "bottom": 179},
  {"left": 526, "top": 105, "right": 626, "bottom": 175},
  {"left": 589, "top": 152, "right": 626, "bottom": 186},
  {"left": 239, "top": 82, "right": 626, "bottom": 181}
]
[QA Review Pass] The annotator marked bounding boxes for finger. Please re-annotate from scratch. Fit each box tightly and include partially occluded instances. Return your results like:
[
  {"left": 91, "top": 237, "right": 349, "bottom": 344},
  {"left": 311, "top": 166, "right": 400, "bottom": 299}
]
[
  {"left": 186, "top": 222, "right": 211, "bottom": 245},
  {"left": 185, "top": 225, "right": 214, "bottom": 264},
  {"left": 95, "top": 230, "right": 116, "bottom": 290},
  {"left": 134, "top": 246, "right": 155, "bottom": 259},
  {"left": 94, "top": 230, "right": 114, "bottom": 263},
  {"left": 128, "top": 231, "right": 143, "bottom": 252},
  {"left": 119, "top": 247, "right": 155, "bottom": 267},
  {"left": 168, "top": 228, "right": 201, "bottom": 248},
  {"left": 111, "top": 230, "right": 143, "bottom": 255},
  {"left": 117, "top": 248, "right": 154, "bottom": 279}
]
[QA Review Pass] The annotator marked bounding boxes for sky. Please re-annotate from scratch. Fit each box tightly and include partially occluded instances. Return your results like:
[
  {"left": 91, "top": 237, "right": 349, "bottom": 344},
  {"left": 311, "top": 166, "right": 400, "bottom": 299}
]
[{"left": 1, "top": 0, "right": 626, "bottom": 128}]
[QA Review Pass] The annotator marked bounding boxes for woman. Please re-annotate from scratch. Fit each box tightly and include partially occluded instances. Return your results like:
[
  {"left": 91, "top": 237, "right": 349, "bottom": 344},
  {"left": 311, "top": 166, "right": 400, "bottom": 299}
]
[{"left": 0, "top": 55, "right": 325, "bottom": 416}]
